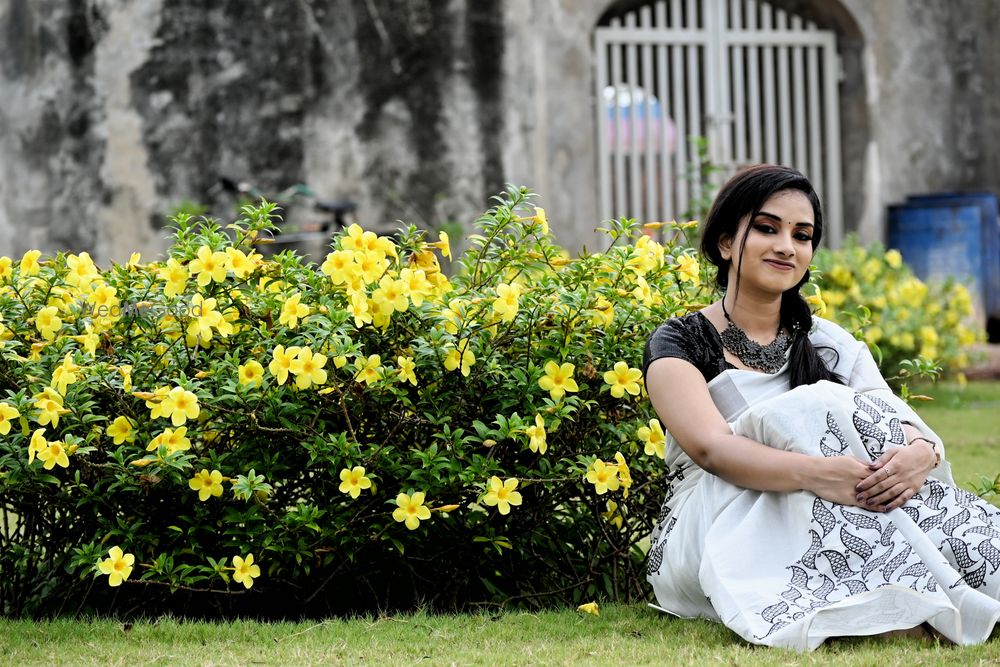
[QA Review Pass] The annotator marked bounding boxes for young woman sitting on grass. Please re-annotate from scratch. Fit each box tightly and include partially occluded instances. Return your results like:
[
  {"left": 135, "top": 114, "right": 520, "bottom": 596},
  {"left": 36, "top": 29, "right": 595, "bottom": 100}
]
[{"left": 643, "top": 164, "right": 1000, "bottom": 650}]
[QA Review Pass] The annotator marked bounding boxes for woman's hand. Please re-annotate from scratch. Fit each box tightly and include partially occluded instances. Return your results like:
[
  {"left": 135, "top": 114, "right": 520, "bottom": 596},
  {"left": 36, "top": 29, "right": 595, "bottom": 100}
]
[
  {"left": 807, "top": 456, "right": 879, "bottom": 508},
  {"left": 856, "top": 442, "right": 936, "bottom": 511}
]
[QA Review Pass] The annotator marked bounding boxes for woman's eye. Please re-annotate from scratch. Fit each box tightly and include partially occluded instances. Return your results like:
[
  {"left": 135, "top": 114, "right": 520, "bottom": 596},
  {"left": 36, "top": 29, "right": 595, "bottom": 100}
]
[
  {"left": 753, "top": 223, "right": 775, "bottom": 234},
  {"left": 795, "top": 233, "right": 813, "bottom": 242}
]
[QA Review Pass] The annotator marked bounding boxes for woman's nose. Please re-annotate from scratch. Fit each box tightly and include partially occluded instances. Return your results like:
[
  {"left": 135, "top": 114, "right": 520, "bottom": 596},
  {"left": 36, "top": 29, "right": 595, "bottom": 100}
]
[{"left": 773, "top": 232, "right": 795, "bottom": 256}]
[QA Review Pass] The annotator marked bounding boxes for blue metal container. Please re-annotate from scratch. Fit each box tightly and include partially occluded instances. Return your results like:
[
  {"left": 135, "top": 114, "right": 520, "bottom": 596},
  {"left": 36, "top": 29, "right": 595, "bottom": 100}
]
[
  {"left": 904, "top": 192, "right": 1000, "bottom": 320},
  {"left": 887, "top": 203, "right": 985, "bottom": 316}
]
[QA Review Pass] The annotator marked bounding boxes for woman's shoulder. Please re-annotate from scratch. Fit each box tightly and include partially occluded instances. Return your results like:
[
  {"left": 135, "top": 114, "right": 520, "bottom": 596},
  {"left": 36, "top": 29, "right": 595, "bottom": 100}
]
[{"left": 643, "top": 310, "right": 722, "bottom": 377}]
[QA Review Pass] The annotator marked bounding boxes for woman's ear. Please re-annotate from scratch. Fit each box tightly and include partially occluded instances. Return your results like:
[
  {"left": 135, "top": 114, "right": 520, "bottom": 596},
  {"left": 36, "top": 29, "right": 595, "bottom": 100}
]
[{"left": 718, "top": 235, "right": 733, "bottom": 261}]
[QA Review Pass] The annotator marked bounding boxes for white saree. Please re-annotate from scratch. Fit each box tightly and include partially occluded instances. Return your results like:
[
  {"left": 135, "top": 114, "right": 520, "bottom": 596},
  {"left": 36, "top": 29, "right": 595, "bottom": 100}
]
[{"left": 646, "top": 318, "right": 1000, "bottom": 650}]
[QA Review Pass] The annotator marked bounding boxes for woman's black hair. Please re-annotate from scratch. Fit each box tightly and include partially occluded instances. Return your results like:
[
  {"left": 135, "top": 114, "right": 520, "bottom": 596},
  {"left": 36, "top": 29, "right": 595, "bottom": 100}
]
[{"left": 699, "top": 164, "right": 843, "bottom": 388}]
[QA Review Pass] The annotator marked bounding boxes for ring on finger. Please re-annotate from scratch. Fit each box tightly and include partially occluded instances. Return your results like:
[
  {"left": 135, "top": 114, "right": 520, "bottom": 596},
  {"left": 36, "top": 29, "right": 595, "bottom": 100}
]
[{"left": 882, "top": 467, "right": 891, "bottom": 480}]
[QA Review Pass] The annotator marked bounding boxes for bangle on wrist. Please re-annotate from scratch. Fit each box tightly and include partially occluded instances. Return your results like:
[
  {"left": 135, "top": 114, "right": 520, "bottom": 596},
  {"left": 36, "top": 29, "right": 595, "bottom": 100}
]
[{"left": 907, "top": 436, "right": 941, "bottom": 468}]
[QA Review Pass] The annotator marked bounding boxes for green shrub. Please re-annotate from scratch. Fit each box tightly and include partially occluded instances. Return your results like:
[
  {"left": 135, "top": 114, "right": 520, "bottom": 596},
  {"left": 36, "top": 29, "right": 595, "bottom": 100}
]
[
  {"left": 0, "top": 188, "right": 712, "bottom": 617},
  {"left": 811, "top": 238, "right": 985, "bottom": 383}
]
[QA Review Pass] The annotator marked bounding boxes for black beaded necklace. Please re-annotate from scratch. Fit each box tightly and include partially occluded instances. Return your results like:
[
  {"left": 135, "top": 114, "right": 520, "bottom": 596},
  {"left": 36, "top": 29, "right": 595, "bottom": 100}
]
[{"left": 719, "top": 298, "right": 791, "bottom": 373}]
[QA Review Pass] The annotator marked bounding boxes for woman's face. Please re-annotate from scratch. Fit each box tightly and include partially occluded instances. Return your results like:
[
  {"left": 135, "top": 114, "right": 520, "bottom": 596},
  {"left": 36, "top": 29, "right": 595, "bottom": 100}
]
[{"left": 719, "top": 189, "right": 815, "bottom": 296}]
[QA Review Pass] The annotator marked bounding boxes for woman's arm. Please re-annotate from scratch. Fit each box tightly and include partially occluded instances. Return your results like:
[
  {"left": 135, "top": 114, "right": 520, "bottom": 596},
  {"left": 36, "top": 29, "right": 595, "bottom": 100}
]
[{"left": 646, "top": 357, "right": 874, "bottom": 507}]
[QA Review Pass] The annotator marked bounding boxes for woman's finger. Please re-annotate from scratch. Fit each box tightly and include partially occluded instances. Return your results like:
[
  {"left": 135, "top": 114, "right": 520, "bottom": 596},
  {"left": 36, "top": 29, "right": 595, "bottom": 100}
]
[
  {"left": 885, "top": 487, "right": 915, "bottom": 511},
  {"left": 867, "top": 447, "right": 900, "bottom": 471},
  {"left": 856, "top": 464, "right": 895, "bottom": 493}
]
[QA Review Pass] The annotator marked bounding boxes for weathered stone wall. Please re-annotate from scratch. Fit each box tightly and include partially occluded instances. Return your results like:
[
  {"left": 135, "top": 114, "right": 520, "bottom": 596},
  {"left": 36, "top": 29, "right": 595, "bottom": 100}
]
[
  {"left": 0, "top": 0, "right": 508, "bottom": 263},
  {"left": 0, "top": 0, "right": 997, "bottom": 262}
]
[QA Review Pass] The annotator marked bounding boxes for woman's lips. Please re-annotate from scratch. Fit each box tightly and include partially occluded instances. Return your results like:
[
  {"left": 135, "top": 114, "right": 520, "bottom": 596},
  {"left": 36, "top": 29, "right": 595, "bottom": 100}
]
[{"left": 764, "top": 259, "right": 795, "bottom": 271}]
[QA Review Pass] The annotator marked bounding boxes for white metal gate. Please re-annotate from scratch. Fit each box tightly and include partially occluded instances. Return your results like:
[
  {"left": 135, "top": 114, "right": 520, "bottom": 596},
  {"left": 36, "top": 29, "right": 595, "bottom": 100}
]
[{"left": 594, "top": 0, "right": 843, "bottom": 244}]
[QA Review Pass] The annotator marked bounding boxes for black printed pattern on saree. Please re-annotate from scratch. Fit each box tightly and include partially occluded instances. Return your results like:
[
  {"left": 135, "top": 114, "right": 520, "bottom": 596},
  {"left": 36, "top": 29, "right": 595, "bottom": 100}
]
[
  {"left": 646, "top": 464, "right": 687, "bottom": 577},
  {"left": 754, "top": 397, "right": 1000, "bottom": 641}
]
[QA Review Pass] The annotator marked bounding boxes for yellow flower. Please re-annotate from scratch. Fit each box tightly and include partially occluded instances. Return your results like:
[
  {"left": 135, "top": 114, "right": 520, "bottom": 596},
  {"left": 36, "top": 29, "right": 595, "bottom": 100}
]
[
  {"left": 342, "top": 224, "right": 378, "bottom": 254},
  {"left": 675, "top": 254, "right": 701, "bottom": 286},
  {"left": 159, "top": 386, "right": 200, "bottom": 426},
  {"left": 20, "top": 249, "right": 42, "bottom": 276},
  {"left": 411, "top": 250, "right": 441, "bottom": 276},
  {"left": 615, "top": 451, "right": 632, "bottom": 499},
  {"left": 805, "top": 289, "right": 827, "bottom": 316},
  {"left": 188, "top": 469, "right": 224, "bottom": 501},
  {"left": 920, "top": 325, "right": 939, "bottom": 346},
  {"left": 444, "top": 340, "right": 476, "bottom": 377},
  {"left": 392, "top": 491, "right": 431, "bottom": 530},
  {"left": 225, "top": 247, "right": 254, "bottom": 279},
  {"left": 0, "top": 402, "right": 20, "bottom": 435},
  {"left": 483, "top": 476, "right": 522, "bottom": 515},
  {"left": 0, "top": 256, "right": 12, "bottom": 280},
  {"left": 638, "top": 419, "right": 666, "bottom": 459},
  {"left": 28, "top": 428, "right": 48, "bottom": 464},
  {"left": 602, "top": 500, "right": 624, "bottom": 529},
  {"left": 538, "top": 361, "right": 579, "bottom": 401},
  {"left": 585, "top": 460, "right": 620, "bottom": 495},
  {"left": 397, "top": 356, "right": 417, "bottom": 386},
  {"left": 38, "top": 439, "right": 70, "bottom": 470},
  {"left": 590, "top": 296, "right": 615, "bottom": 327},
  {"left": 144, "top": 386, "right": 171, "bottom": 420},
  {"left": 884, "top": 249, "right": 903, "bottom": 269},
  {"left": 238, "top": 360, "right": 265, "bottom": 387},
  {"left": 371, "top": 275, "right": 408, "bottom": 314},
  {"left": 119, "top": 365, "right": 133, "bottom": 392},
  {"left": 829, "top": 265, "right": 852, "bottom": 288},
  {"left": 186, "top": 295, "right": 231, "bottom": 343},
  {"left": 106, "top": 416, "right": 135, "bottom": 444},
  {"left": 632, "top": 275, "right": 655, "bottom": 307},
  {"left": 577, "top": 602, "right": 600, "bottom": 616},
  {"left": 289, "top": 347, "right": 328, "bottom": 390},
  {"left": 529, "top": 207, "right": 549, "bottom": 235},
  {"left": 429, "top": 230, "right": 452, "bottom": 259},
  {"left": 65, "top": 252, "right": 99, "bottom": 289},
  {"left": 338, "top": 466, "right": 372, "bottom": 499},
  {"left": 321, "top": 250, "right": 356, "bottom": 285},
  {"left": 155, "top": 258, "right": 187, "bottom": 300},
  {"left": 354, "top": 354, "right": 383, "bottom": 385},
  {"left": 189, "top": 245, "right": 229, "bottom": 286},
  {"left": 355, "top": 251, "right": 389, "bottom": 284},
  {"left": 97, "top": 546, "right": 135, "bottom": 587},
  {"left": 603, "top": 362, "right": 642, "bottom": 398},
  {"left": 279, "top": 292, "right": 312, "bottom": 329},
  {"left": 147, "top": 426, "right": 191, "bottom": 454},
  {"left": 398, "top": 268, "right": 432, "bottom": 307},
  {"left": 50, "top": 353, "right": 81, "bottom": 396},
  {"left": 232, "top": 553, "right": 261, "bottom": 589},
  {"left": 524, "top": 414, "right": 547, "bottom": 454},
  {"left": 72, "top": 326, "right": 101, "bottom": 357},
  {"left": 35, "top": 306, "right": 63, "bottom": 341},
  {"left": 268, "top": 345, "right": 301, "bottom": 386},
  {"left": 348, "top": 292, "right": 372, "bottom": 328},
  {"left": 492, "top": 283, "right": 521, "bottom": 322},
  {"left": 33, "top": 388, "right": 69, "bottom": 427}
]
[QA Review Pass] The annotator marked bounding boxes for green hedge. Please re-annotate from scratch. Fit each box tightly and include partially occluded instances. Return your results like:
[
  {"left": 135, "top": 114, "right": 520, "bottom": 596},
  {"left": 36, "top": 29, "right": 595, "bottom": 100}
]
[{"left": 0, "top": 189, "right": 713, "bottom": 617}]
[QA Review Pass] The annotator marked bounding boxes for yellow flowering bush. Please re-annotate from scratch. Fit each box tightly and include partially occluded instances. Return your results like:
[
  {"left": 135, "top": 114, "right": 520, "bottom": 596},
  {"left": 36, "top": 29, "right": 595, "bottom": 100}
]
[
  {"left": 812, "top": 239, "right": 986, "bottom": 382},
  {"left": 0, "top": 188, "right": 711, "bottom": 616}
]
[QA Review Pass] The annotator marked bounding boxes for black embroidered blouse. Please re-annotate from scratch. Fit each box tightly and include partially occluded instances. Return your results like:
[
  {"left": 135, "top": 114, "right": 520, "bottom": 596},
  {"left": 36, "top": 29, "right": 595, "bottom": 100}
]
[{"left": 642, "top": 311, "right": 737, "bottom": 383}]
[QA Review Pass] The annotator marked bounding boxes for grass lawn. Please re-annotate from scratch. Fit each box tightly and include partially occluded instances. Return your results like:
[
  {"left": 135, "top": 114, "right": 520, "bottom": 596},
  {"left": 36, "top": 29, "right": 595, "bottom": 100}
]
[{"left": 2, "top": 382, "right": 998, "bottom": 666}]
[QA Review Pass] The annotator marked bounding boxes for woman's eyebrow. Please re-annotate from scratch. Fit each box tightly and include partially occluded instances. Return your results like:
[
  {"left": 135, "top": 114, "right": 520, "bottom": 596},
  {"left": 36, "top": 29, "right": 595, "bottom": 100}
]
[{"left": 757, "top": 210, "right": 814, "bottom": 227}]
